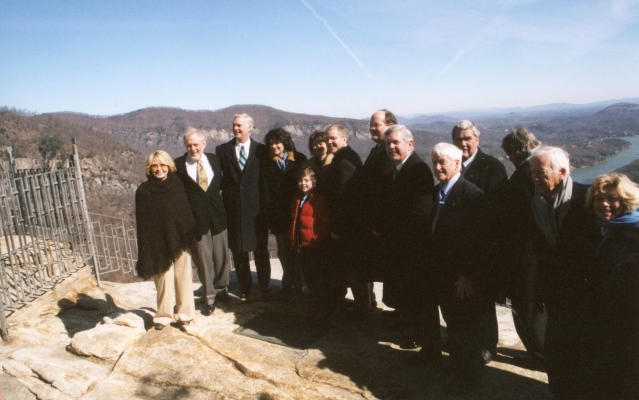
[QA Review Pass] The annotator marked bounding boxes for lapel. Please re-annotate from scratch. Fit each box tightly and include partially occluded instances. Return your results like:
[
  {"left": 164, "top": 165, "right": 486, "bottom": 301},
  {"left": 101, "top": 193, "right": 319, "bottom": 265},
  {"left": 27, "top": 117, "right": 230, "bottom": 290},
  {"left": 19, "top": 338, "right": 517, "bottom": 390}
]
[
  {"left": 393, "top": 152, "right": 417, "bottom": 184},
  {"left": 227, "top": 139, "right": 242, "bottom": 174},
  {"left": 463, "top": 148, "right": 484, "bottom": 179}
]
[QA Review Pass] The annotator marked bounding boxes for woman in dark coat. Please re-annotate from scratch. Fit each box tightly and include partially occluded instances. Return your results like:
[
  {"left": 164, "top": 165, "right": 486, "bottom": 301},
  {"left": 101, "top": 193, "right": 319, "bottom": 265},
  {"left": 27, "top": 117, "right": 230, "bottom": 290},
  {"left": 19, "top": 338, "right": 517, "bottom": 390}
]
[
  {"left": 262, "top": 128, "right": 307, "bottom": 294},
  {"left": 584, "top": 172, "right": 639, "bottom": 399},
  {"left": 301, "top": 130, "right": 333, "bottom": 181},
  {"left": 135, "top": 150, "right": 200, "bottom": 330}
]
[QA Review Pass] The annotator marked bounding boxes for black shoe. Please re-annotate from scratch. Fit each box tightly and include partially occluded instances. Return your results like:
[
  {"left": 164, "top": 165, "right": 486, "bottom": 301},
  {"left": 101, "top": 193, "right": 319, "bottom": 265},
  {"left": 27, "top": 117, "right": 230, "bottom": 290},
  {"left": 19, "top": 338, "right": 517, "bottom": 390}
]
[
  {"left": 400, "top": 338, "right": 420, "bottom": 350},
  {"left": 201, "top": 303, "right": 215, "bottom": 316},
  {"left": 240, "top": 292, "right": 250, "bottom": 301},
  {"left": 216, "top": 291, "right": 230, "bottom": 303},
  {"left": 482, "top": 348, "right": 493, "bottom": 364},
  {"left": 193, "top": 287, "right": 205, "bottom": 297}
]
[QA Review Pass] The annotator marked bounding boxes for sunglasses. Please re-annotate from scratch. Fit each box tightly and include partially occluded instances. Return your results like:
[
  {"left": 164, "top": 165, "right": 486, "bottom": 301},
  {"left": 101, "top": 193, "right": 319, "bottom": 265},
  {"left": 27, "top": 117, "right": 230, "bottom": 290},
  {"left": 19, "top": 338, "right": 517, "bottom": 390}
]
[{"left": 150, "top": 164, "right": 169, "bottom": 171}]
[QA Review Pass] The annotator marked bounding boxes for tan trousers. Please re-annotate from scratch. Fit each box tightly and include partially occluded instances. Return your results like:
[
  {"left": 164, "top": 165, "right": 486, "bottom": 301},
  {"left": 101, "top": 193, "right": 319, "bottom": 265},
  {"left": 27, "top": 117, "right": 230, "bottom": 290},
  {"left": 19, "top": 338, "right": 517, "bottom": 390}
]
[{"left": 153, "top": 249, "right": 195, "bottom": 326}]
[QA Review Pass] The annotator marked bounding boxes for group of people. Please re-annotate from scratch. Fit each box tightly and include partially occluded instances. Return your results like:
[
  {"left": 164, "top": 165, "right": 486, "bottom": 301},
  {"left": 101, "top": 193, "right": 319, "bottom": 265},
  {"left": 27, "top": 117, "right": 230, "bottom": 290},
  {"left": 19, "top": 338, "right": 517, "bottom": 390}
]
[{"left": 135, "top": 110, "right": 639, "bottom": 398}]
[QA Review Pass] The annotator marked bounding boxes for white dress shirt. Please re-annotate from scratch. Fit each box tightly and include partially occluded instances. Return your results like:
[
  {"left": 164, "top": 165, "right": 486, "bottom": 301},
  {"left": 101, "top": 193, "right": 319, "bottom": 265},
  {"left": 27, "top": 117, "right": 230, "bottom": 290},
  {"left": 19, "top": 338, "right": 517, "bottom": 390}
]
[
  {"left": 186, "top": 154, "right": 213, "bottom": 186},
  {"left": 235, "top": 139, "right": 251, "bottom": 163}
]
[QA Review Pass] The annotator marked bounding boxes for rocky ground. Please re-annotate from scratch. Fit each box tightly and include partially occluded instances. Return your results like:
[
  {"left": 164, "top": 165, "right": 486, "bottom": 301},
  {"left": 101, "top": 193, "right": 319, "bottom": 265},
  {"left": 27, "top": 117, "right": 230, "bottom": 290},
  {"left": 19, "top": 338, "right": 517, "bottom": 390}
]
[{"left": 0, "top": 262, "right": 551, "bottom": 399}]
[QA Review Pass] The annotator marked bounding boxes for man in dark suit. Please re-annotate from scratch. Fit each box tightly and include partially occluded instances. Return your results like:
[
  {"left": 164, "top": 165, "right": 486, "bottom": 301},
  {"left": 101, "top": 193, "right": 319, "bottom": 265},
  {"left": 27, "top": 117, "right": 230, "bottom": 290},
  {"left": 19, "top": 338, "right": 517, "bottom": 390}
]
[
  {"left": 375, "top": 125, "right": 438, "bottom": 363},
  {"left": 451, "top": 119, "right": 508, "bottom": 362},
  {"left": 431, "top": 142, "right": 487, "bottom": 395},
  {"left": 529, "top": 146, "right": 600, "bottom": 399},
  {"left": 174, "top": 128, "right": 230, "bottom": 315},
  {"left": 320, "top": 124, "right": 367, "bottom": 312},
  {"left": 215, "top": 113, "right": 270, "bottom": 299},
  {"left": 354, "top": 110, "right": 398, "bottom": 309}
]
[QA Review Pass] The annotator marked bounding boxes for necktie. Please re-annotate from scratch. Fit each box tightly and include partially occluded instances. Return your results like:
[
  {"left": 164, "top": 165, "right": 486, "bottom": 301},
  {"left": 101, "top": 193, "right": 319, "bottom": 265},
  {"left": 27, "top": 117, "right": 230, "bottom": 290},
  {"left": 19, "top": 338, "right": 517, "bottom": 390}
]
[
  {"left": 239, "top": 146, "right": 247, "bottom": 171},
  {"left": 197, "top": 160, "right": 208, "bottom": 191},
  {"left": 432, "top": 186, "right": 446, "bottom": 233}
]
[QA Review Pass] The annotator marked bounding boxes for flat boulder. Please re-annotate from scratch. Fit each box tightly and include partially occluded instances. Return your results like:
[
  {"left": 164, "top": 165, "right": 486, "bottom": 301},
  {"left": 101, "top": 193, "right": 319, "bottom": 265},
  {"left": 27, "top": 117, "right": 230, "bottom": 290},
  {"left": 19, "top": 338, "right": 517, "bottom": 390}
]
[{"left": 69, "top": 323, "right": 145, "bottom": 360}]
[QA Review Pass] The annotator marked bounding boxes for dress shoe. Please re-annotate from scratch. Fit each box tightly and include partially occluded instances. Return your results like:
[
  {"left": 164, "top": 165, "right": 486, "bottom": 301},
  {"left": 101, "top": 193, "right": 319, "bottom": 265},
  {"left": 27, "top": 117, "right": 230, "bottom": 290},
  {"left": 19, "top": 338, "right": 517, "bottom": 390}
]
[
  {"left": 400, "top": 338, "right": 420, "bottom": 350},
  {"left": 482, "top": 348, "right": 493, "bottom": 364},
  {"left": 154, "top": 323, "right": 166, "bottom": 331},
  {"left": 201, "top": 303, "right": 215, "bottom": 316},
  {"left": 240, "top": 292, "right": 250, "bottom": 301},
  {"left": 178, "top": 319, "right": 193, "bottom": 332},
  {"left": 216, "top": 291, "right": 230, "bottom": 303}
]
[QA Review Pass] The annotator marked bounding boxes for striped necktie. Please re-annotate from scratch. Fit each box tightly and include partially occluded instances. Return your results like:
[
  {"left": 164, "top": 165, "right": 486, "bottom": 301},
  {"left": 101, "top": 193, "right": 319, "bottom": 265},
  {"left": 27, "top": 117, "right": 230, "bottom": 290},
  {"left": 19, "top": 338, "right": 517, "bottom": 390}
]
[
  {"left": 197, "top": 160, "right": 208, "bottom": 191},
  {"left": 239, "top": 146, "right": 247, "bottom": 171}
]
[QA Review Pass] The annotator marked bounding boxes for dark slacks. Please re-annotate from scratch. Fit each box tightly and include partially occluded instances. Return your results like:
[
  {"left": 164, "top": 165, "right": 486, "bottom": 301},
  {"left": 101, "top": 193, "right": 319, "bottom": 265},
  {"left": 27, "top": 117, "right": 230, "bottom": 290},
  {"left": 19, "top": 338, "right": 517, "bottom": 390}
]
[
  {"left": 511, "top": 302, "right": 546, "bottom": 360},
  {"left": 275, "top": 233, "right": 301, "bottom": 290},
  {"left": 233, "top": 225, "right": 271, "bottom": 295},
  {"left": 439, "top": 288, "right": 484, "bottom": 385},
  {"left": 191, "top": 229, "right": 230, "bottom": 305}
]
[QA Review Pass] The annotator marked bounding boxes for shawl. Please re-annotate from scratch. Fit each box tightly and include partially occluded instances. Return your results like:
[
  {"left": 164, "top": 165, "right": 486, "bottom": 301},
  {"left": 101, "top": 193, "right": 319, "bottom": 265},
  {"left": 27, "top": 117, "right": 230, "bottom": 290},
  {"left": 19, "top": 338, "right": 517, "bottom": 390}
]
[
  {"left": 532, "top": 176, "right": 573, "bottom": 246},
  {"left": 135, "top": 173, "right": 200, "bottom": 280},
  {"left": 597, "top": 209, "right": 639, "bottom": 250}
]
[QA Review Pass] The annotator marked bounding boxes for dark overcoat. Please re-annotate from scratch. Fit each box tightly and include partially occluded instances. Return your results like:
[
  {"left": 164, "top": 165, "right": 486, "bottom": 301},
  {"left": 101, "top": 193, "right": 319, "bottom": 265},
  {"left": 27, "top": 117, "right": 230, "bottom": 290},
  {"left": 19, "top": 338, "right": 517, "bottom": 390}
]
[
  {"left": 173, "top": 153, "right": 227, "bottom": 237},
  {"left": 215, "top": 138, "right": 268, "bottom": 253},
  {"left": 463, "top": 147, "right": 508, "bottom": 195},
  {"left": 377, "top": 151, "right": 434, "bottom": 310}
]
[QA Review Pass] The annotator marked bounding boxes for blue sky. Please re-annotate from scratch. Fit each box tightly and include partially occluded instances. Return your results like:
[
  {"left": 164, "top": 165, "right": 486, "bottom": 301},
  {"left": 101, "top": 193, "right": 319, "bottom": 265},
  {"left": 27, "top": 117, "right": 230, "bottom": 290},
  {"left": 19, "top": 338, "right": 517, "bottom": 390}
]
[{"left": 1, "top": 0, "right": 638, "bottom": 119}]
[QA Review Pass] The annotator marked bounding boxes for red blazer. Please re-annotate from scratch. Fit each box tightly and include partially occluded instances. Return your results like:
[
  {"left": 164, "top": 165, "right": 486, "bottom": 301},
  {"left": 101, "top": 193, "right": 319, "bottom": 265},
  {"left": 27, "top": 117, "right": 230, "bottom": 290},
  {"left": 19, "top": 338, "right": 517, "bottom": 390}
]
[{"left": 289, "top": 191, "right": 330, "bottom": 249}]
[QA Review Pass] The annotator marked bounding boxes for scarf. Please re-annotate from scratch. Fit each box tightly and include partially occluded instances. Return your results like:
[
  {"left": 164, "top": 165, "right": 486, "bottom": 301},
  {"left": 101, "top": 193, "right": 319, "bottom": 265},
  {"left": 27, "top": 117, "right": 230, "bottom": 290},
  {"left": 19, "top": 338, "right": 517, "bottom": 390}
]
[
  {"left": 135, "top": 173, "right": 200, "bottom": 280},
  {"left": 532, "top": 175, "right": 573, "bottom": 246},
  {"left": 597, "top": 209, "right": 639, "bottom": 250}
]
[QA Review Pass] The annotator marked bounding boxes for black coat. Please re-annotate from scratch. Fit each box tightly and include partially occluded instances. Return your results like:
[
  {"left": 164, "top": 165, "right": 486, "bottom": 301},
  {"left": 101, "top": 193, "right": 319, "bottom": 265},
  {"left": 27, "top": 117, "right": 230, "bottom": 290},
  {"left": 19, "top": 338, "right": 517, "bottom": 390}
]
[
  {"left": 378, "top": 152, "right": 434, "bottom": 310},
  {"left": 431, "top": 176, "right": 488, "bottom": 288},
  {"left": 319, "top": 146, "right": 362, "bottom": 236},
  {"left": 215, "top": 138, "right": 268, "bottom": 253},
  {"left": 358, "top": 144, "right": 396, "bottom": 229},
  {"left": 262, "top": 150, "right": 307, "bottom": 234},
  {"left": 534, "top": 181, "right": 600, "bottom": 307},
  {"left": 174, "top": 153, "right": 227, "bottom": 237},
  {"left": 585, "top": 227, "right": 639, "bottom": 399},
  {"left": 463, "top": 148, "right": 508, "bottom": 195}
]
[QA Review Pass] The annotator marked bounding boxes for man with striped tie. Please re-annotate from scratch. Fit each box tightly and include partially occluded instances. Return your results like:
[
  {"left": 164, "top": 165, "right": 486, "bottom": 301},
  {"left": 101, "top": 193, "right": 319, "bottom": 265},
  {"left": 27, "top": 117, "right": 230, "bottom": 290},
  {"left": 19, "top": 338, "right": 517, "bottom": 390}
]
[
  {"left": 216, "top": 114, "right": 270, "bottom": 299},
  {"left": 174, "top": 127, "right": 230, "bottom": 316}
]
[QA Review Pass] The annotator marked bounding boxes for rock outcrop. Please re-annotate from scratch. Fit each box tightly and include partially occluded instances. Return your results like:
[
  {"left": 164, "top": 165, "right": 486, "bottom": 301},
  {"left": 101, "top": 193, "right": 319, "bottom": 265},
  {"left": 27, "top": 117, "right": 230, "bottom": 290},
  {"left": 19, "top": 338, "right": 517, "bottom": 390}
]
[{"left": 0, "top": 263, "right": 552, "bottom": 399}]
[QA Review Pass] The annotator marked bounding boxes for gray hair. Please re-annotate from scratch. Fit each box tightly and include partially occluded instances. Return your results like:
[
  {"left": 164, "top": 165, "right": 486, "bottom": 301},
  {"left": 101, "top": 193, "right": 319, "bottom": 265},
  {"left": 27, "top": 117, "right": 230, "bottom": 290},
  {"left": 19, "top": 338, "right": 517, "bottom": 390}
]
[
  {"left": 452, "top": 119, "right": 480, "bottom": 139},
  {"left": 530, "top": 146, "right": 571, "bottom": 176},
  {"left": 385, "top": 124, "right": 413, "bottom": 142},
  {"left": 326, "top": 124, "right": 348, "bottom": 138},
  {"left": 431, "top": 142, "right": 463, "bottom": 163},
  {"left": 234, "top": 113, "right": 254, "bottom": 128},
  {"left": 183, "top": 127, "right": 206, "bottom": 144}
]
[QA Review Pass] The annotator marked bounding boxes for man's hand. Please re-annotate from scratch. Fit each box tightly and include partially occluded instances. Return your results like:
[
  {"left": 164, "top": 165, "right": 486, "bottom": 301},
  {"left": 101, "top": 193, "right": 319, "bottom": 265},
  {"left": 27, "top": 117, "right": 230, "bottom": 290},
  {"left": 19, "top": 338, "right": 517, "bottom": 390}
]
[{"left": 455, "top": 276, "right": 473, "bottom": 300}]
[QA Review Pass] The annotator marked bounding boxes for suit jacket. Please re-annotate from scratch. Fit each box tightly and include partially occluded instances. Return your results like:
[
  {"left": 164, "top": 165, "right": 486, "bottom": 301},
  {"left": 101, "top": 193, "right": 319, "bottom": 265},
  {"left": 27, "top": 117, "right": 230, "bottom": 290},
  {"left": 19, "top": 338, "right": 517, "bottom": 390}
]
[
  {"left": 463, "top": 148, "right": 508, "bottom": 195},
  {"left": 319, "top": 146, "right": 363, "bottom": 236},
  {"left": 262, "top": 150, "right": 307, "bottom": 234},
  {"left": 174, "top": 153, "right": 227, "bottom": 237},
  {"left": 215, "top": 138, "right": 268, "bottom": 253},
  {"left": 431, "top": 176, "right": 488, "bottom": 287}
]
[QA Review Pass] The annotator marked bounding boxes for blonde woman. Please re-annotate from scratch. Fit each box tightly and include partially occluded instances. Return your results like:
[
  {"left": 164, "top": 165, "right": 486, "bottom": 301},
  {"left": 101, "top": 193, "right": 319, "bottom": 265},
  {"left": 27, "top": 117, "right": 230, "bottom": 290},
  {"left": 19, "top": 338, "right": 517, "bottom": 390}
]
[
  {"left": 584, "top": 172, "right": 639, "bottom": 399},
  {"left": 135, "top": 150, "right": 200, "bottom": 330}
]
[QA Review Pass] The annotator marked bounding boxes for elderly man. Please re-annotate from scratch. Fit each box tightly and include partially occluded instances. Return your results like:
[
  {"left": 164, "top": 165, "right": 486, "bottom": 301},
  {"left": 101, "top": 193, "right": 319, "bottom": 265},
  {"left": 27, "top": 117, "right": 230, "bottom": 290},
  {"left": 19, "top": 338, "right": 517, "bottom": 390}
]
[
  {"left": 375, "top": 125, "right": 439, "bottom": 363},
  {"left": 499, "top": 128, "right": 546, "bottom": 366},
  {"left": 320, "top": 124, "right": 368, "bottom": 314},
  {"left": 174, "top": 128, "right": 230, "bottom": 315},
  {"left": 431, "top": 142, "right": 487, "bottom": 395},
  {"left": 216, "top": 114, "right": 269, "bottom": 299},
  {"left": 451, "top": 120, "right": 507, "bottom": 362},
  {"left": 529, "top": 146, "right": 599, "bottom": 398}
]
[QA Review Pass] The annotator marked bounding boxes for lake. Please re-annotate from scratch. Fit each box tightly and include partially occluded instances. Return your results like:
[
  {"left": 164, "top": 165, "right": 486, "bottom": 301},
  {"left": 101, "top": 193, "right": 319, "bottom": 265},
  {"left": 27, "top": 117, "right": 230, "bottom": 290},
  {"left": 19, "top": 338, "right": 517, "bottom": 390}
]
[{"left": 570, "top": 135, "right": 639, "bottom": 184}]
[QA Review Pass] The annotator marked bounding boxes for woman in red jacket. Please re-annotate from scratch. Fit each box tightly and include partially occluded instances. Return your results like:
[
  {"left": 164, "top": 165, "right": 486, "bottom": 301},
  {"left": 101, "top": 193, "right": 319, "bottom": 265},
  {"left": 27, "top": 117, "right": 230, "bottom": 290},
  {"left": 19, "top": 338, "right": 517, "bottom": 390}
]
[{"left": 290, "top": 167, "right": 331, "bottom": 317}]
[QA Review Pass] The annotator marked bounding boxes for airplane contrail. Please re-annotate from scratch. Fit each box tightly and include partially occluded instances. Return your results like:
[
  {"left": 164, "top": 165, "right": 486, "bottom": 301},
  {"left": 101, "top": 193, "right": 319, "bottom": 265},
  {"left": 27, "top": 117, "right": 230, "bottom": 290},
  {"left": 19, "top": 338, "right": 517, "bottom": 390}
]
[
  {"left": 301, "top": 0, "right": 372, "bottom": 79},
  {"left": 441, "top": 50, "right": 466, "bottom": 74}
]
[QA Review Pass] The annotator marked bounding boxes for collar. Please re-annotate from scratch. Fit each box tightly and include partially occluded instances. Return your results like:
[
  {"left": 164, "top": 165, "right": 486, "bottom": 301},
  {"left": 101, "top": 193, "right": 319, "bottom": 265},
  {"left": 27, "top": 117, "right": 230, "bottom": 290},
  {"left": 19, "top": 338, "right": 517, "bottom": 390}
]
[
  {"left": 395, "top": 151, "right": 412, "bottom": 172},
  {"left": 462, "top": 149, "right": 478, "bottom": 169},
  {"left": 235, "top": 138, "right": 251, "bottom": 150},
  {"left": 440, "top": 172, "right": 461, "bottom": 196}
]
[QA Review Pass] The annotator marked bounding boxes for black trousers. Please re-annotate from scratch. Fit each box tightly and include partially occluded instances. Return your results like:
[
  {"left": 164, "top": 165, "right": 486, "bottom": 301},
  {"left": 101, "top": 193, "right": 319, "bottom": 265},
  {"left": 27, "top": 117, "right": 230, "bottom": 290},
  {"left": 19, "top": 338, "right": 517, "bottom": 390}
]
[
  {"left": 232, "top": 225, "right": 271, "bottom": 295},
  {"left": 511, "top": 302, "right": 546, "bottom": 360},
  {"left": 439, "top": 289, "right": 484, "bottom": 385}
]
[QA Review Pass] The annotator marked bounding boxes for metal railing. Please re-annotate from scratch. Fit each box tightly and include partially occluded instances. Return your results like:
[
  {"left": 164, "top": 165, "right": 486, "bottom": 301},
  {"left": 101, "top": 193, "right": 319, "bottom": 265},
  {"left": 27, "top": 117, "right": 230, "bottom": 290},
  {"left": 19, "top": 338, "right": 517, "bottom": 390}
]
[
  {"left": 0, "top": 140, "right": 97, "bottom": 341},
  {"left": 90, "top": 213, "right": 138, "bottom": 282}
]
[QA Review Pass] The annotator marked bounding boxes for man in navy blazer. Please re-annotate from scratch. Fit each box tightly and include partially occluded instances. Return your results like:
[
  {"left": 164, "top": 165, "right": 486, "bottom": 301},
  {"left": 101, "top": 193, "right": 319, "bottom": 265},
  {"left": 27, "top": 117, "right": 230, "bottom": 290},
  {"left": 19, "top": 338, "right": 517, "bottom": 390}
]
[
  {"left": 215, "top": 114, "right": 270, "bottom": 299},
  {"left": 174, "top": 128, "right": 230, "bottom": 315},
  {"left": 431, "top": 142, "right": 488, "bottom": 395}
]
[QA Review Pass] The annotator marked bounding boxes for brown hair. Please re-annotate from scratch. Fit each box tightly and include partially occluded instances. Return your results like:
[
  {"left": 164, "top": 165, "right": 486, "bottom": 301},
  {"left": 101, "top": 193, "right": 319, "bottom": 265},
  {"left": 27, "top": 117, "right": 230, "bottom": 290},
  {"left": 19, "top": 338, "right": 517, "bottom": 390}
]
[{"left": 297, "top": 167, "right": 317, "bottom": 185}]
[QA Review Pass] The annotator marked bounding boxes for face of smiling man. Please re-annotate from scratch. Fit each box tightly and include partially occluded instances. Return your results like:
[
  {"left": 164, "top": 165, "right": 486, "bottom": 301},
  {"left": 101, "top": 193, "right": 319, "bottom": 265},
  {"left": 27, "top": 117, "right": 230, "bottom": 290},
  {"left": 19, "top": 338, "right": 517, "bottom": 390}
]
[{"left": 385, "top": 130, "right": 413, "bottom": 165}]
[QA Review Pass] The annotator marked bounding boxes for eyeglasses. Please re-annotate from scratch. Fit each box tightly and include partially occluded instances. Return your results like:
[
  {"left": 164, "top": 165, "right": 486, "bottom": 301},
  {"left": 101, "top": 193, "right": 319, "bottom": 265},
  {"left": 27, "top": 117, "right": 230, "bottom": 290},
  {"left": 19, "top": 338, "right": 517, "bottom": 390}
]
[{"left": 150, "top": 164, "right": 169, "bottom": 171}]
